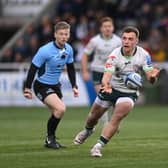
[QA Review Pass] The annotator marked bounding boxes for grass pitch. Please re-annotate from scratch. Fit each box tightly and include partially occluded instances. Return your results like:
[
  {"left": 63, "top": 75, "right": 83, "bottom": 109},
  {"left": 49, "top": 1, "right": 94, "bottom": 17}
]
[{"left": 0, "top": 105, "right": 168, "bottom": 168}]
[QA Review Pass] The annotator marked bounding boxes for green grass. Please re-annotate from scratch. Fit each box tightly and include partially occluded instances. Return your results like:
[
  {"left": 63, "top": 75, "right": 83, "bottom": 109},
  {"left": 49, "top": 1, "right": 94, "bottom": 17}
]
[{"left": 0, "top": 105, "right": 168, "bottom": 168}]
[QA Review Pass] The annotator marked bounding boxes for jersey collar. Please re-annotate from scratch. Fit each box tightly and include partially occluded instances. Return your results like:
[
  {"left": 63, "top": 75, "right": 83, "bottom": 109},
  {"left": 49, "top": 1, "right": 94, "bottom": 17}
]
[
  {"left": 53, "top": 41, "right": 66, "bottom": 50},
  {"left": 100, "top": 34, "right": 113, "bottom": 40},
  {"left": 121, "top": 46, "right": 137, "bottom": 57}
]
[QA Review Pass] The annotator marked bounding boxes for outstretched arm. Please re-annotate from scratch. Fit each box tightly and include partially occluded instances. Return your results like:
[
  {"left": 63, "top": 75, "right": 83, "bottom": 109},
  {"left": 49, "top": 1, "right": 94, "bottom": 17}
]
[
  {"left": 101, "top": 71, "right": 112, "bottom": 93},
  {"left": 145, "top": 66, "right": 160, "bottom": 84}
]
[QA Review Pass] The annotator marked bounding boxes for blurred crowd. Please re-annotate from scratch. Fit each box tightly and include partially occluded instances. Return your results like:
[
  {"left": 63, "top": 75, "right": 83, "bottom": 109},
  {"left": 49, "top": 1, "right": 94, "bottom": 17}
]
[{"left": 0, "top": 0, "right": 167, "bottom": 63}]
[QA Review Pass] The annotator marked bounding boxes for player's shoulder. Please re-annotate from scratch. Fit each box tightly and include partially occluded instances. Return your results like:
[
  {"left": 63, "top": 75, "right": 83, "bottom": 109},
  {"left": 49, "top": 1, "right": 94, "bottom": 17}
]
[
  {"left": 65, "top": 42, "right": 72, "bottom": 48},
  {"left": 136, "top": 46, "right": 149, "bottom": 55},
  {"left": 90, "top": 34, "right": 101, "bottom": 42},
  {"left": 39, "top": 41, "right": 54, "bottom": 51},
  {"left": 65, "top": 43, "right": 73, "bottom": 51},
  {"left": 112, "top": 46, "right": 122, "bottom": 53},
  {"left": 108, "top": 46, "right": 122, "bottom": 59},
  {"left": 112, "top": 34, "right": 121, "bottom": 41}
]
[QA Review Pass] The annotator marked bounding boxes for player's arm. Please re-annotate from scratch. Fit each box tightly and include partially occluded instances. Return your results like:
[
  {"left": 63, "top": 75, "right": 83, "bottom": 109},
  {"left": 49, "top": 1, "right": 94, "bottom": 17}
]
[
  {"left": 81, "top": 38, "right": 95, "bottom": 81},
  {"left": 101, "top": 71, "right": 112, "bottom": 93},
  {"left": 100, "top": 56, "right": 115, "bottom": 93},
  {"left": 81, "top": 53, "right": 90, "bottom": 81},
  {"left": 66, "top": 63, "right": 79, "bottom": 97},
  {"left": 23, "top": 47, "right": 46, "bottom": 99},
  {"left": 23, "top": 63, "right": 38, "bottom": 99},
  {"left": 145, "top": 66, "right": 160, "bottom": 84},
  {"left": 143, "top": 54, "right": 160, "bottom": 84}
]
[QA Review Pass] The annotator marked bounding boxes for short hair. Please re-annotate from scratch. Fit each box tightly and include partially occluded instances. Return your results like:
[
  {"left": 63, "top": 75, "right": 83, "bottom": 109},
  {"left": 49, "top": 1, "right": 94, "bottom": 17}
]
[
  {"left": 54, "top": 21, "right": 70, "bottom": 32},
  {"left": 122, "top": 26, "right": 140, "bottom": 38},
  {"left": 99, "top": 16, "right": 113, "bottom": 26}
]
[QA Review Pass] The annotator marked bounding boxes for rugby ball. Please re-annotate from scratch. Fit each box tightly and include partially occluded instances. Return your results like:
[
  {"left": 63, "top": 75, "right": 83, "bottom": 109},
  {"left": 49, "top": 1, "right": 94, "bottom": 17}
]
[{"left": 124, "top": 72, "right": 142, "bottom": 89}]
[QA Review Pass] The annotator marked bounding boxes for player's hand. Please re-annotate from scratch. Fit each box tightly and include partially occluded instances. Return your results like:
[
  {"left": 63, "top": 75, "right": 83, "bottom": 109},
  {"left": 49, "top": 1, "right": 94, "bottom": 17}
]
[
  {"left": 73, "top": 87, "right": 79, "bottom": 97},
  {"left": 100, "top": 84, "right": 112, "bottom": 94},
  {"left": 82, "top": 71, "right": 90, "bottom": 81},
  {"left": 148, "top": 66, "right": 160, "bottom": 84},
  {"left": 24, "top": 88, "right": 33, "bottom": 99},
  {"left": 151, "top": 66, "right": 160, "bottom": 78}
]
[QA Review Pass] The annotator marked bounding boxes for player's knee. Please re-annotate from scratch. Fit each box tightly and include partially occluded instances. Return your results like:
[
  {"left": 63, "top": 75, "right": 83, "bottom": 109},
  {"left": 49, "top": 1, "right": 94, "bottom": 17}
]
[
  {"left": 58, "top": 105, "right": 66, "bottom": 115},
  {"left": 53, "top": 104, "right": 66, "bottom": 117},
  {"left": 115, "top": 111, "right": 127, "bottom": 121},
  {"left": 122, "top": 102, "right": 133, "bottom": 111}
]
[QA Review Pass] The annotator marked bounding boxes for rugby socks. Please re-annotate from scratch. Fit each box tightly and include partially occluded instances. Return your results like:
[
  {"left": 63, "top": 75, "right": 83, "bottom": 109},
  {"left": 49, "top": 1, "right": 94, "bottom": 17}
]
[
  {"left": 47, "top": 115, "right": 61, "bottom": 136},
  {"left": 85, "top": 126, "right": 94, "bottom": 134},
  {"left": 92, "top": 136, "right": 109, "bottom": 150},
  {"left": 96, "top": 135, "right": 109, "bottom": 147}
]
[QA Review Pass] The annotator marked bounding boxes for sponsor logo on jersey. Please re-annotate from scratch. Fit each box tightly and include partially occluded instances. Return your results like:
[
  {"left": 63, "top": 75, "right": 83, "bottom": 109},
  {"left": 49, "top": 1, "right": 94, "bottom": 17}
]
[
  {"left": 108, "top": 55, "right": 116, "bottom": 60},
  {"left": 105, "top": 63, "right": 112, "bottom": 68},
  {"left": 146, "top": 55, "right": 152, "bottom": 65}
]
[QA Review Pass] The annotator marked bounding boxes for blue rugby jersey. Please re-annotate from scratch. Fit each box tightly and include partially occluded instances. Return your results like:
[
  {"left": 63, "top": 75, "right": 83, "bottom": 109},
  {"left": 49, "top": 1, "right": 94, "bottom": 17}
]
[{"left": 32, "top": 41, "right": 74, "bottom": 85}]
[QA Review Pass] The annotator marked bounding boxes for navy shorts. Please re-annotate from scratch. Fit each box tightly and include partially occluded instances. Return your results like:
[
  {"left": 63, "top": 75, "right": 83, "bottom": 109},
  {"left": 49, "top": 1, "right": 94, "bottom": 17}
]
[
  {"left": 98, "top": 88, "right": 138, "bottom": 106},
  {"left": 92, "top": 71, "right": 103, "bottom": 85},
  {"left": 33, "top": 80, "right": 62, "bottom": 102}
]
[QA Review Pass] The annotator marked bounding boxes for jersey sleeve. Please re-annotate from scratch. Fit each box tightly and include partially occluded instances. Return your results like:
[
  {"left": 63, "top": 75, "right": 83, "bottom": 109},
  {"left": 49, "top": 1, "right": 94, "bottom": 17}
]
[
  {"left": 104, "top": 51, "right": 118, "bottom": 73},
  {"left": 66, "top": 45, "right": 74, "bottom": 64},
  {"left": 141, "top": 49, "right": 153, "bottom": 72},
  {"left": 32, "top": 47, "right": 47, "bottom": 68},
  {"left": 83, "top": 38, "right": 96, "bottom": 56}
]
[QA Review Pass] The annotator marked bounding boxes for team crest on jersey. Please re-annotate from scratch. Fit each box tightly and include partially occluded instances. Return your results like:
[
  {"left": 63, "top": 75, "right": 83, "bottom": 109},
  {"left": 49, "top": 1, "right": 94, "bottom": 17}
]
[{"left": 59, "top": 48, "right": 68, "bottom": 59}]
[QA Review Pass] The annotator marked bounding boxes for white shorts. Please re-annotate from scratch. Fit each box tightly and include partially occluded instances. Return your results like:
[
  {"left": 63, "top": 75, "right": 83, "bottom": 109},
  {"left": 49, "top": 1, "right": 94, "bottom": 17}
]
[{"left": 95, "top": 96, "right": 135, "bottom": 109}]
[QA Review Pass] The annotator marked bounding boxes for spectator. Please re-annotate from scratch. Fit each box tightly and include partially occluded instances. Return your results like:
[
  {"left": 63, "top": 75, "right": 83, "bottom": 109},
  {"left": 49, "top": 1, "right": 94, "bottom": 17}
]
[
  {"left": 13, "top": 38, "right": 29, "bottom": 62},
  {"left": 0, "top": 48, "right": 14, "bottom": 62},
  {"left": 0, "top": 0, "right": 167, "bottom": 63}
]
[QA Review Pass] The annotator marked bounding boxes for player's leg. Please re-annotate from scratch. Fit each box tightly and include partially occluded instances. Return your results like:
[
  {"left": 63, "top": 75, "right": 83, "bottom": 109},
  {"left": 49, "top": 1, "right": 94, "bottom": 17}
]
[
  {"left": 90, "top": 97, "right": 134, "bottom": 157},
  {"left": 94, "top": 83, "right": 109, "bottom": 126},
  {"left": 74, "top": 97, "right": 110, "bottom": 145},
  {"left": 44, "top": 93, "right": 66, "bottom": 149},
  {"left": 33, "top": 81, "right": 65, "bottom": 149}
]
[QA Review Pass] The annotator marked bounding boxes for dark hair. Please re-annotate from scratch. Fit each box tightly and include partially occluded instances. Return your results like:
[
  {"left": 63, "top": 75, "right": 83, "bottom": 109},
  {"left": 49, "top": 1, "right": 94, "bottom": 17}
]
[
  {"left": 99, "top": 16, "right": 113, "bottom": 26},
  {"left": 54, "top": 21, "right": 70, "bottom": 32},
  {"left": 122, "top": 26, "right": 140, "bottom": 38}
]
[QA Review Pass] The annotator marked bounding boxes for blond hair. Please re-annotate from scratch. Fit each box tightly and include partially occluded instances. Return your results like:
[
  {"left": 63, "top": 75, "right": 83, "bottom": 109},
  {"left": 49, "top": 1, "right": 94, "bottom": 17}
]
[{"left": 54, "top": 21, "right": 70, "bottom": 32}]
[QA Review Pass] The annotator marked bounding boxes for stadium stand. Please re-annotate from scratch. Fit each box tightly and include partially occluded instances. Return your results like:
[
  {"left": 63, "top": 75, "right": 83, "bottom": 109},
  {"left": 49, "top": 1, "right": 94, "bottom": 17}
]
[{"left": 0, "top": 0, "right": 167, "bottom": 62}]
